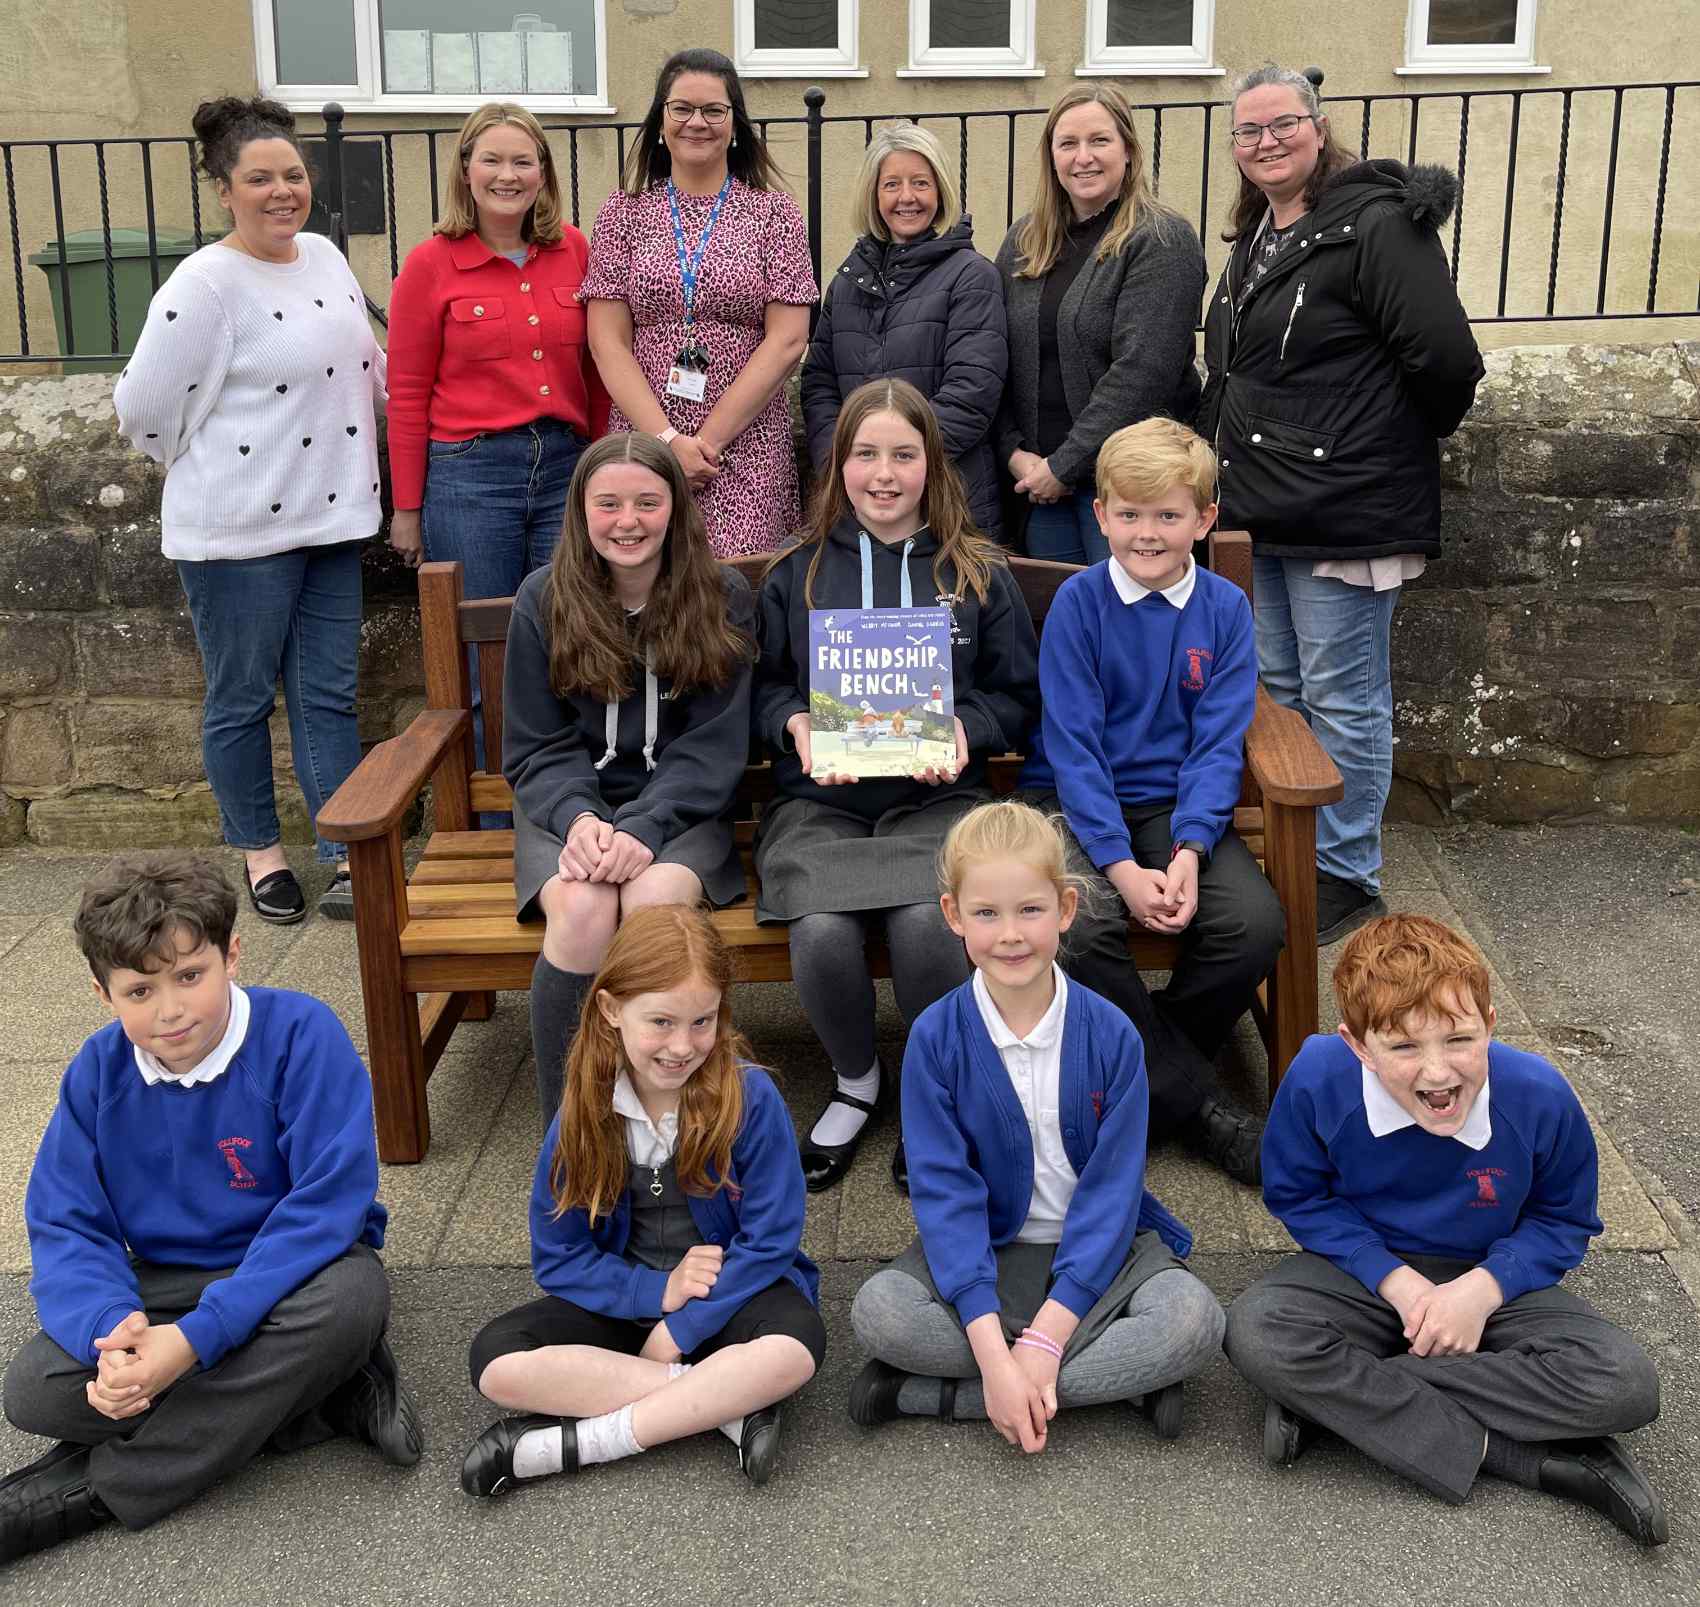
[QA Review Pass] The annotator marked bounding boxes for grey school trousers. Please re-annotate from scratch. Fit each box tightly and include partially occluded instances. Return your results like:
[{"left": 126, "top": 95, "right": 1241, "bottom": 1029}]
[
  {"left": 2, "top": 1245, "right": 389, "bottom": 1529},
  {"left": 1224, "top": 1251, "right": 1662, "bottom": 1503}
]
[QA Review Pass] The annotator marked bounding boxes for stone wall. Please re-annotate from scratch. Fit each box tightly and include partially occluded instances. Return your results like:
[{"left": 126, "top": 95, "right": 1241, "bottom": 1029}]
[{"left": 1, "top": 342, "right": 1696, "bottom": 850}]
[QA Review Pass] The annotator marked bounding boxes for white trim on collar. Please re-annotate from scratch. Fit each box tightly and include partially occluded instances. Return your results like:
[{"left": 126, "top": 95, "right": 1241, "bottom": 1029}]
[
  {"left": 972, "top": 964, "right": 1068, "bottom": 1051},
  {"left": 135, "top": 983, "right": 250, "bottom": 1089},
  {"left": 1361, "top": 1062, "right": 1493, "bottom": 1150},
  {"left": 1106, "top": 554, "right": 1196, "bottom": 611}
]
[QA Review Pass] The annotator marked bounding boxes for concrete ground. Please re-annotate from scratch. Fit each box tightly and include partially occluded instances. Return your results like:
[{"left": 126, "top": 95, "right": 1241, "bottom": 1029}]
[{"left": 0, "top": 823, "right": 1695, "bottom": 1604}]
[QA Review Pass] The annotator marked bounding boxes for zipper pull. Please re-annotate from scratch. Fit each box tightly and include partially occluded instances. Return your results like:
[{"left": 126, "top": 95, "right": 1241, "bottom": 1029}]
[
  {"left": 1279, "top": 281, "right": 1307, "bottom": 364},
  {"left": 650, "top": 1165, "right": 664, "bottom": 1199}
]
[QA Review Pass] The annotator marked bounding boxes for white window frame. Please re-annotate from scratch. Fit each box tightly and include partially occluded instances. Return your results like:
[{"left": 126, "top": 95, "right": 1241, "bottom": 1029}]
[
  {"left": 1077, "top": 0, "right": 1222, "bottom": 78},
  {"left": 734, "top": 0, "right": 867, "bottom": 79},
  {"left": 1397, "top": 0, "right": 1549, "bottom": 75},
  {"left": 253, "top": 0, "right": 616, "bottom": 114},
  {"left": 898, "top": 0, "right": 1042, "bottom": 79}
]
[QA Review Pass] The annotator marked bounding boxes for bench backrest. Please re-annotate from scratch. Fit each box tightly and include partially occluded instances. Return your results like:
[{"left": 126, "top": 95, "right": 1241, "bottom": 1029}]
[{"left": 417, "top": 531, "right": 1256, "bottom": 829}]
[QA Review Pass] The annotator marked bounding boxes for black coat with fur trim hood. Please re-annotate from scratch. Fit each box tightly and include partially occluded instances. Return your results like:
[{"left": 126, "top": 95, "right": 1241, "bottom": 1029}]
[{"left": 1198, "top": 160, "right": 1485, "bottom": 560}]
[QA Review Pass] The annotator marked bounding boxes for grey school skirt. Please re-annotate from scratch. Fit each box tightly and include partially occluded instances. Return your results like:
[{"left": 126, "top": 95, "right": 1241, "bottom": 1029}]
[
  {"left": 513, "top": 804, "right": 745, "bottom": 921},
  {"left": 752, "top": 789, "right": 989, "bottom": 924},
  {"left": 890, "top": 1230, "right": 1187, "bottom": 1361}
]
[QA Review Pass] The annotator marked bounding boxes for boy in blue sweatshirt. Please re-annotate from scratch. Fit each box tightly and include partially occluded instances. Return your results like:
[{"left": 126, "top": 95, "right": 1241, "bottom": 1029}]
[
  {"left": 1020, "top": 417, "right": 1282, "bottom": 1185},
  {"left": 1226, "top": 914, "right": 1665, "bottom": 1547},
  {"left": 0, "top": 853, "right": 422, "bottom": 1566}
]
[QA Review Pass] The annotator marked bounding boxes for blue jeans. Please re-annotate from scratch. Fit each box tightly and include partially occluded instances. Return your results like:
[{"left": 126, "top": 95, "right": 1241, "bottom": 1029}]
[
  {"left": 176, "top": 542, "right": 365, "bottom": 864},
  {"left": 1252, "top": 556, "right": 1399, "bottom": 893},
  {"left": 1023, "top": 491, "right": 1108, "bottom": 565},
  {"left": 421, "top": 420, "right": 585, "bottom": 782}
]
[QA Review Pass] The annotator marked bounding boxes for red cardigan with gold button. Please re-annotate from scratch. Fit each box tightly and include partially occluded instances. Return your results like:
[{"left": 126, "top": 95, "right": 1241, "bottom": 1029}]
[{"left": 386, "top": 228, "right": 610, "bottom": 511}]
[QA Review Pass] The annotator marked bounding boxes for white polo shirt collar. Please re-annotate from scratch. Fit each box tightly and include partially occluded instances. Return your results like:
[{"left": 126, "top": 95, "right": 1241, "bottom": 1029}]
[
  {"left": 1361, "top": 1063, "right": 1493, "bottom": 1151},
  {"left": 135, "top": 983, "right": 250, "bottom": 1089},
  {"left": 1107, "top": 554, "right": 1196, "bottom": 610}
]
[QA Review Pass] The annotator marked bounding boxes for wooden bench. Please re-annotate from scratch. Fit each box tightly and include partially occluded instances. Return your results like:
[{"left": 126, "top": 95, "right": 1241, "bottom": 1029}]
[{"left": 318, "top": 532, "right": 1342, "bottom": 1163}]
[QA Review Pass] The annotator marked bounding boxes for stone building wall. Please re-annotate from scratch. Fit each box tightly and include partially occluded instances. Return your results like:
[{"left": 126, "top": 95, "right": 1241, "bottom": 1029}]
[{"left": 0, "top": 342, "right": 1696, "bottom": 850}]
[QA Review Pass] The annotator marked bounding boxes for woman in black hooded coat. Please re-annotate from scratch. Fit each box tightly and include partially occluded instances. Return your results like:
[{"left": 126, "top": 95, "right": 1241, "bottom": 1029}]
[{"left": 803, "top": 123, "right": 1008, "bottom": 539}]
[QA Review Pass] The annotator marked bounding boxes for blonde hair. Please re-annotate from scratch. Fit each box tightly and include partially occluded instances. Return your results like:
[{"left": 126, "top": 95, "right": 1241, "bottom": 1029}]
[
  {"left": 1096, "top": 417, "right": 1218, "bottom": 512},
  {"left": 938, "top": 800, "right": 1088, "bottom": 905},
  {"left": 851, "top": 123, "right": 961, "bottom": 242},
  {"left": 1013, "top": 84, "right": 1177, "bottom": 280},
  {"left": 436, "top": 103, "right": 564, "bottom": 245},
  {"left": 1333, "top": 914, "right": 1494, "bottom": 1044}
]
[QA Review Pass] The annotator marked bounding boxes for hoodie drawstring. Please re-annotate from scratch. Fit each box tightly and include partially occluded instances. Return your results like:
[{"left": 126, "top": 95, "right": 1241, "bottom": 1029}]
[
  {"left": 592, "top": 657, "right": 659, "bottom": 774},
  {"left": 857, "top": 530, "right": 915, "bottom": 609}
]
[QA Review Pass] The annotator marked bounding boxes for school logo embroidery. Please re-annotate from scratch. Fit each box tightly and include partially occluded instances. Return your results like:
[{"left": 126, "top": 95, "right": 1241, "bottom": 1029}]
[
  {"left": 218, "top": 1135, "right": 258, "bottom": 1190},
  {"left": 1466, "top": 1165, "right": 1507, "bottom": 1209},
  {"left": 1182, "top": 646, "right": 1212, "bottom": 692},
  {"left": 937, "top": 592, "right": 971, "bottom": 647}
]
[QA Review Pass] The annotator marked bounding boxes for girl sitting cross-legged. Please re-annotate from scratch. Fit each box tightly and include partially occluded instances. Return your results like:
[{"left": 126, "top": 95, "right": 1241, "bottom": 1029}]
[
  {"left": 848, "top": 800, "right": 1224, "bottom": 1451},
  {"left": 462, "top": 905, "right": 825, "bottom": 1493}
]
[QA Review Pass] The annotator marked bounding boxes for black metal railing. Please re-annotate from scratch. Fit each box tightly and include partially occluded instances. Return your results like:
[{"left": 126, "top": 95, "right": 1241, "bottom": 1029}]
[{"left": 3, "top": 78, "right": 1697, "bottom": 365}]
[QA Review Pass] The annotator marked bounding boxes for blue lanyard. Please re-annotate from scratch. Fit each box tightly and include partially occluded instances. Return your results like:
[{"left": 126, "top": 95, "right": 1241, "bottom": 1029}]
[{"left": 667, "top": 175, "right": 732, "bottom": 330}]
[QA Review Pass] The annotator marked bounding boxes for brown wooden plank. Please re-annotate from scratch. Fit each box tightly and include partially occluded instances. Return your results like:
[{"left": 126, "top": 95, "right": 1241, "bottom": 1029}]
[
  {"left": 412, "top": 856, "right": 514, "bottom": 885},
  {"left": 1008, "top": 555, "right": 1082, "bottom": 629},
  {"left": 404, "top": 952, "right": 537, "bottom": 993},
  {"left": 1245, "top": 685, "right": 1346, "bottom": 808},
  {"left": 408, "top": 883, "right": 520, "bottom": 919},
  {"left": 470, "top": 774, "right": 516, "bottom": 812},
  {"left": 459, "top": 594, "right": 516, "bottom": 643},
  {"left": 1208, "top": 529, "right": 1253, "bottom": 600},
  {"left": 424, "top": 829, "right": 516, "bottom": 859},
  {"left": 420, "top": 563, "right": 475, "bottom": 834},
  {"left": 1261, "top": 795, "right": 1321, "bottom": 1100},
  {"left": 419, "top": 990, "right": 468, "bottom": 1071},
  {"left": 317, "top": 709, "right": 468, "bottom": 842},
  {"left": 477, "top": 640, "right": 507, "bottom": 775}
]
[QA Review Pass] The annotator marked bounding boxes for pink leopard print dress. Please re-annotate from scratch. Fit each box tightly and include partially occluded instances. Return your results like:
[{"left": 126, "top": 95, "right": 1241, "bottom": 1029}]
[{"left": 579, "top": 180, "right": 818, "bottom": 557}]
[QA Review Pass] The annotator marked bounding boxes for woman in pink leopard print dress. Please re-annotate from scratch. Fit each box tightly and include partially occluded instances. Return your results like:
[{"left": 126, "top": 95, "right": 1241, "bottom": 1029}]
[{"left": 582, "top": 49, "right": 817, "bottom": 558}]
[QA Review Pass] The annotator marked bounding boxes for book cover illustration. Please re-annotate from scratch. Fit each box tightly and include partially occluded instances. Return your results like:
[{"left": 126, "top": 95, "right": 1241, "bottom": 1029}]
[{"left": 807, "top": 606, "right": 956, "bottom": 780}]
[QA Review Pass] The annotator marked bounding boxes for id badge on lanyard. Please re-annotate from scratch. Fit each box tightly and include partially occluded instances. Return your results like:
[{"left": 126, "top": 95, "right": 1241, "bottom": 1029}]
[{"left": 666, "top": 175, "right": 732, "bottom": 405}]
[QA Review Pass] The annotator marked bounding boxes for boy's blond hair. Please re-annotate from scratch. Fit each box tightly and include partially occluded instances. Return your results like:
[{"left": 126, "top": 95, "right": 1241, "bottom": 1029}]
[
  {"left": 1095, "top": 416, "right": 1217, "bottom": 513},
  {"left": 1332, "top": 913, "right": 1494, "bottom": 1043}
]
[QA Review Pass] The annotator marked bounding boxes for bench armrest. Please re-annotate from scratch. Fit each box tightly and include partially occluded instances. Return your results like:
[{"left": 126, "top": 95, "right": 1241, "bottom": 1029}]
[
  {"left": 1244, "top": 686, "right": 1344, "bottom": 808},
  {"left": 317, "top": 709, "right": 471, "bottom": 842}
]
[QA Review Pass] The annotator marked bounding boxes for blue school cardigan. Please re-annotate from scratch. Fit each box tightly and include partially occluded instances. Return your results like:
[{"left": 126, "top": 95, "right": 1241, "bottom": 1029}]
[
  {"left": 529, "top": 1064, "right": 819, "bottom": 1355},
  {"left": 902, "top": 978, "right": 1192, "bottom": 1328}
]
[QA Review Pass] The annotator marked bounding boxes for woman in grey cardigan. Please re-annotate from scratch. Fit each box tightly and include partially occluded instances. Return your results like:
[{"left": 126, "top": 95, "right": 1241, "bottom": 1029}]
[
  {"left": 996, "top": 84, "right": 1206, "bottom": 562},
  {"left": 803, "top": 123, "right": 1007, "bottom": 537}
]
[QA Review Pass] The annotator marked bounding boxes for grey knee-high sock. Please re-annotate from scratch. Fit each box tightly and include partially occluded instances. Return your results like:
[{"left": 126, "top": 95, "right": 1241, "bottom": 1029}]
[{"left": 530, "top": 955, "right": 592, "bottom": 1122}]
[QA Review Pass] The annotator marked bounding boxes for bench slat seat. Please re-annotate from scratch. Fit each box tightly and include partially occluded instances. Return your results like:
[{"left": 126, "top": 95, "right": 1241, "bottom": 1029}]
[{"left": 319, "top": 542, "right": 1342, "bottom": 1163}]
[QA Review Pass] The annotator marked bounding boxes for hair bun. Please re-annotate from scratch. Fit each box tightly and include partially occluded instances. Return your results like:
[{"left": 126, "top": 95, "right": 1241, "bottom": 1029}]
[{"left": 192, "top": 96, "right": 301, "bottom": 184}]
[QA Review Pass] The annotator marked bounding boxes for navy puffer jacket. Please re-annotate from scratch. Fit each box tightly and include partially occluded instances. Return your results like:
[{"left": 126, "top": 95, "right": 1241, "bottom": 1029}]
[{"left": 802, "top": 218, "right": 1008, "bottom": 538}]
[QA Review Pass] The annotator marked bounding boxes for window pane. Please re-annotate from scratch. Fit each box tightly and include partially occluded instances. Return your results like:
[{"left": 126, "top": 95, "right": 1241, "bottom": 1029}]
[
  {"left": 1106, "top": 0, "right": 1194, "bottom": 48},
  {"left": 754, "top": 0, "right": 840, "bottom": 50},
  {"left": 274, "top": 0, "right": 358, "bottom": 83},
  {"left": 377, "top": 0, "right": 600, "bottom": 95},
  {"left": 1426, "top": 0, "right": 1518, "bottom": 45},
  {"left": 928, "top": 0, "right": 1010, "bottom": 51}
]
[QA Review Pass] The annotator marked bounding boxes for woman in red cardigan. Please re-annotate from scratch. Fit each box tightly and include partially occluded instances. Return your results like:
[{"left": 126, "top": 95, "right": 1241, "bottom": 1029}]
[{"left": 387, "top": 102, "right": 607, "bottom": 783}]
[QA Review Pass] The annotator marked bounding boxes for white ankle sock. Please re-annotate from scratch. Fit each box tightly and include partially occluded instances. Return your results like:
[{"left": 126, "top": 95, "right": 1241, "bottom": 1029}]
[
  {"left": 576, "top": 1403, "right": 644, "bottom": 1467},
  {"left": 668, "top": 1361, "right": 692, "bottom": 1381},
  {"left": 717, "top": 1416, "right": 745, "bottom": 1446},
  {"left": 810, "top": 1061, "right": 881, "bottom": 1148},
  {"left": 511, "top": 1424, "right": 564, "bottom": 1479}
]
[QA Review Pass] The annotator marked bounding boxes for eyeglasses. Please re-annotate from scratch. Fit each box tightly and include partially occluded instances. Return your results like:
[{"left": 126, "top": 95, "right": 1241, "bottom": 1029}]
[
  {"left": 1230, "top": 114, "right": 1316, "bottom": 149},
  {"left": 664, "top": 101, "right": 731, "bottom": 127}
]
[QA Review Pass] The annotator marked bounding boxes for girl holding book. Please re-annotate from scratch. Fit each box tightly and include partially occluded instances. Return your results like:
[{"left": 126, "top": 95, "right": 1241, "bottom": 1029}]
[
  {"left": 503, "top": 431, "right": 755, "bottom": 1119},
  {"left": 463, "top": 905, "right": 824, "bottom": 1493},
  {"left": 849, "top": 800, "right": 1223, "bottom": 1448},
  {"left": 752, "top": 379, "right": 1040, "bottom": 1193}
]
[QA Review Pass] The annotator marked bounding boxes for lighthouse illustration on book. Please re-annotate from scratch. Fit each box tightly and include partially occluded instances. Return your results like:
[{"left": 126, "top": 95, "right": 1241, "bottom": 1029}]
[{"left": 807, "top": 606, "right": 956, "bottom": 780}]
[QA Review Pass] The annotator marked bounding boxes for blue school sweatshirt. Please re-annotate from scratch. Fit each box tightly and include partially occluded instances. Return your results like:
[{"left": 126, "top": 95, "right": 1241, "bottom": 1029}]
[
  {"left": 902, "top": 977, "right": 1192, "bottom": 1328},
  {"left": 529, "top": 1065, "right": 820, "bottom": 1355},
  {"left": 1262, "top": 1033, "right": 1602, "bottom": 1303},
  {"left": 25, "top": 989, "right": 387, "bottom": 1370},
  {"left": 1018, "top": 562, "right": 1255, "bottom": 867}
]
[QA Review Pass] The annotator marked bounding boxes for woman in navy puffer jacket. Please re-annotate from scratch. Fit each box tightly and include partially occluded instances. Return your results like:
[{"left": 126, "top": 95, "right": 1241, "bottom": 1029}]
[{"left": 803, "top": 123, "right": 1008, "bottom": 539}]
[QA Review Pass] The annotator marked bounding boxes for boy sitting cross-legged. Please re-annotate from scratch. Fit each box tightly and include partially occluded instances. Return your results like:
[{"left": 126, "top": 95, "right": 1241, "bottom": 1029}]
[
  {"left": 0, "top": 852, "right": 422, "bottom": 1566},
  {"left": 1019, "top": 416, "right": 1283, "bottom": 1185},
  {"left": 1226, "top": 914, "right": 1666, "bottom": 1547}
]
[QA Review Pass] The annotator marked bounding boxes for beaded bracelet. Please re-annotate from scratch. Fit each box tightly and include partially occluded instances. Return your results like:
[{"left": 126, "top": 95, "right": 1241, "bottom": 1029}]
[{"left": 1015, "top": 1328, "right": 1063, "bottom": 1359}]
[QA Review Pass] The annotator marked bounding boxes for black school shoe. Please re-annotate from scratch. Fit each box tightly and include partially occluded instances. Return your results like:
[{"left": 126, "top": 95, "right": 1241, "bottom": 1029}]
[
  {"left": 738, "top": 1404, "right": 784, "bottom": 1486},
  {"left": 1263, "top": 1398, "right": 1319, "bottom": 1468},
  {"left": 317, "top": 866, "right": 355, "bottom": 922},
  {"left": 1186, "top": 1098, "right": 1264, "bottom": 1187},
  {"left": 800, "top": 1078, "right": 887, "bottom": 1193},
  {"left": 1537, "top": 1437, "right": 1669, "bottom": 1548},
  {"left": 321, "top": 1332, "right": 424, "bottom": 1467},
  {"left": 848, "top": 1360, "right": 908, "bottom": 1428},
  {"left": 1316, "top": 871, "right": 1387, "bottom": 946},
  {"left": 245, "top": 866, "right": 307, "bottom": 925},
  {"left": 890, "top": 1138, "right": 909, "bottom": 1196},
  {"left": 0, "top": 1442, "right": 112, "bottom": 1565},
  {"left": 1137, "top": 1380, "right": 1185, "bottom": 1441},
  {"left": 461, "top": 1414, "right": 578, "bottom": 1498}
]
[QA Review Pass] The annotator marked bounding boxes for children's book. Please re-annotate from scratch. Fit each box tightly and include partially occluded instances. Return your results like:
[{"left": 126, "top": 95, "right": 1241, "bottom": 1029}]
[{"left": 807, "top": 606, "right": 956, "bottom": 780}]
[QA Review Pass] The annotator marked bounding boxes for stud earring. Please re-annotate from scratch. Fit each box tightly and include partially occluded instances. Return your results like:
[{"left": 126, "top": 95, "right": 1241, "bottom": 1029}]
[{"left": 731, "top": 134, "right": 737, "bottom": 148}]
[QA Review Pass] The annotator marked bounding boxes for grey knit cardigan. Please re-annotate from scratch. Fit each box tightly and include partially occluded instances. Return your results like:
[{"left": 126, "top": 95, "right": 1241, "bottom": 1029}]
[{"left": 993, "top": 209, "right": 1207, "bottom": 490}]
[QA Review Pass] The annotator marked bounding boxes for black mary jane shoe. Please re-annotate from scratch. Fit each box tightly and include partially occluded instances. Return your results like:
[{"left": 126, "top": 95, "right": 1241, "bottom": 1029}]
[
  {"left": 848, "top": 1360, "right": 908, "bottom": 1428},
  {"left": 738, "top": 1404, "right": 784, "bottom": 1487},
  {"left": 460, "top": 1414, "right": 577, "bottom": 1498},
  {"left": 800, "top": 1088, "right": 883, "bottom": 1194},
  {"left": 245, "top": 866, "right": 307, "bottom": 926}
]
